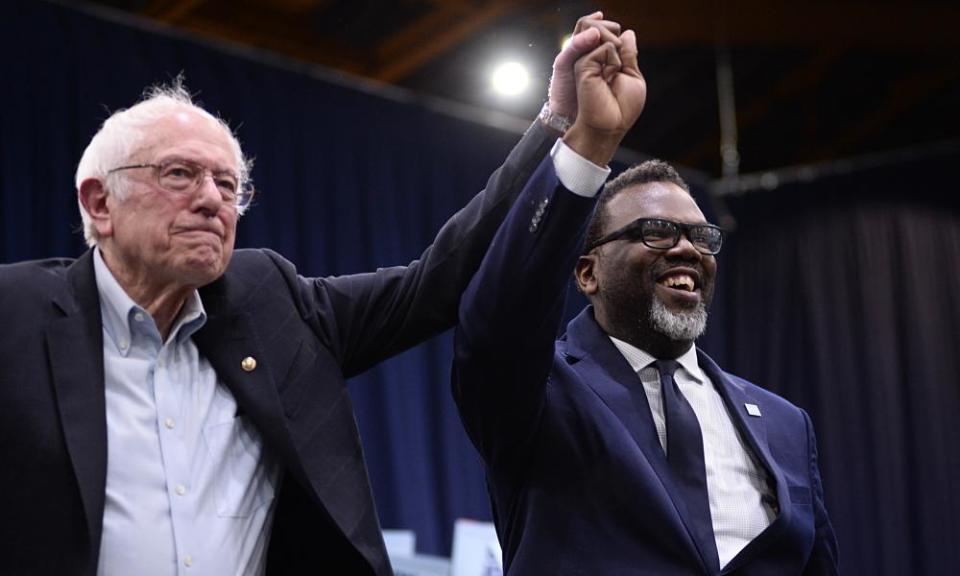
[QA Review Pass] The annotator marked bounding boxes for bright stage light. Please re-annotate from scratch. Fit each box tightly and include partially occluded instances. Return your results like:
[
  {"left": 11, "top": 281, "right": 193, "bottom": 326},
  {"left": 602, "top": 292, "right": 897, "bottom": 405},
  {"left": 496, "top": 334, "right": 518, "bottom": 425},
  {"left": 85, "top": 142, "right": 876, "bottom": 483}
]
[{"left": 491, "top": 61, "right": 530, "bottom": 97}]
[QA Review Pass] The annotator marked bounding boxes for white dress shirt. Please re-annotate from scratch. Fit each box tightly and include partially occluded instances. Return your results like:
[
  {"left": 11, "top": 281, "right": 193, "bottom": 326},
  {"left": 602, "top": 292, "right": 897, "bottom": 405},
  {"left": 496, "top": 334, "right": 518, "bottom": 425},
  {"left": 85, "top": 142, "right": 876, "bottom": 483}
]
[
  {"left": 94, "top": 249, "right": 281, "bottom": 576},
  {"left": 550, "top": 138, "right": 611, "bottom": 196},
  {"left": 610, "top": 337, "right": 776, "bottom": 567}
]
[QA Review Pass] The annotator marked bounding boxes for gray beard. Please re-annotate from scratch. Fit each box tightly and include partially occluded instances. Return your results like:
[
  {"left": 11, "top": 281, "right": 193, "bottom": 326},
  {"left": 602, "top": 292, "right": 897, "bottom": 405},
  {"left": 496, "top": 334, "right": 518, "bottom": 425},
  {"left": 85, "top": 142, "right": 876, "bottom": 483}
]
[{"left": 649, "top": 297, "right": 708, "bottom": 341}]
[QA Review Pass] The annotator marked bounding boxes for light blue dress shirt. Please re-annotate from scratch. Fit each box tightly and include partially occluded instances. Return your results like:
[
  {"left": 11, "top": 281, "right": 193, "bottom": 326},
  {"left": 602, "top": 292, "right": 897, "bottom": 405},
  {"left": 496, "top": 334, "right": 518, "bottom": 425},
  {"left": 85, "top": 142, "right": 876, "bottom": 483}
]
[{"left": 94, "top": 250, "right": 281, "bottom": 576}]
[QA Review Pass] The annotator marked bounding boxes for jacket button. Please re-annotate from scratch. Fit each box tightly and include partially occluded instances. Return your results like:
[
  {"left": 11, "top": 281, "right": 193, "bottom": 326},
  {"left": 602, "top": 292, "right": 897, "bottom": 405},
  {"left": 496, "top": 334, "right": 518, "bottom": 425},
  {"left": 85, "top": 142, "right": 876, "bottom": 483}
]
[{"left": 241, "top": 356, "right": 257, "bottom": 372}]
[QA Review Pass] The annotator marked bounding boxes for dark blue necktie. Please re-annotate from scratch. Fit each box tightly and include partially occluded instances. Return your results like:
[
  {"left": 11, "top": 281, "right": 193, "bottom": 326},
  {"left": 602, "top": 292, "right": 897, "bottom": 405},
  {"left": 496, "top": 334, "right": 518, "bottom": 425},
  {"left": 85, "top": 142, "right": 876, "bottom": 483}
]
[{"left": 655, "top": 359, "right": 719, "bottom": 572}]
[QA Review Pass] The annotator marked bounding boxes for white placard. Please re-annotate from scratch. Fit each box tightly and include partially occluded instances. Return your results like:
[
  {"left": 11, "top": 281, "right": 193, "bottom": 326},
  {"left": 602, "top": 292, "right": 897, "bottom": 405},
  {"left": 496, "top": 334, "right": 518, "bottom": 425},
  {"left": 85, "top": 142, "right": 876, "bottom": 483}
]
[{"left": 450, "top": 519, "right": 503, "bottom": 576}]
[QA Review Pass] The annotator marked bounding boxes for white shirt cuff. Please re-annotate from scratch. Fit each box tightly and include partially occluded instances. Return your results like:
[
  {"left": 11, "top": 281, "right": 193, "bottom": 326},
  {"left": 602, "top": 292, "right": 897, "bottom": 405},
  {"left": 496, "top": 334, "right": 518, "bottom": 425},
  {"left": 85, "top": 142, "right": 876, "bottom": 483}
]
[{"left": 550, "top": 138, "right": 611, "bottom": 198}]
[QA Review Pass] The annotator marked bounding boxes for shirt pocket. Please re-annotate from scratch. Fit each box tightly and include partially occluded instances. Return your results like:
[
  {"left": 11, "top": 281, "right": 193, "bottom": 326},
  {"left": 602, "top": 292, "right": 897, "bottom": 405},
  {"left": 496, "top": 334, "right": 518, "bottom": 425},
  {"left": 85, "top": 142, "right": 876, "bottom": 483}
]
[{"left": 203, "top": 417, "right": 276, "bottom": 518}]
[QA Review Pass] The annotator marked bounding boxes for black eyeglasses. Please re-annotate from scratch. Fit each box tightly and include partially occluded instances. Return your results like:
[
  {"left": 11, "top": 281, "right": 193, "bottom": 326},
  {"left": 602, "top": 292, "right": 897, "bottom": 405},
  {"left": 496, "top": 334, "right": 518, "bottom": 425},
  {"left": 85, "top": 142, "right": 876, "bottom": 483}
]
[
  {"left": 108, "top": 159, "right": 254, "bottom": 210},
  {"left": 585, "top": 218, "right": 724, "bottom": 255}
]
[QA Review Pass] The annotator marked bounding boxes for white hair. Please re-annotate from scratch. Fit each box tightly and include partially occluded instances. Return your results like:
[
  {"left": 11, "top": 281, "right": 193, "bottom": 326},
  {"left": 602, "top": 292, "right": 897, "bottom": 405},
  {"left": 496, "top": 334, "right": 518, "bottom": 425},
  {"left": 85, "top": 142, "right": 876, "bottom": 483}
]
[{"left": 74, "top": 81, "right": 252, "bottom": 246}]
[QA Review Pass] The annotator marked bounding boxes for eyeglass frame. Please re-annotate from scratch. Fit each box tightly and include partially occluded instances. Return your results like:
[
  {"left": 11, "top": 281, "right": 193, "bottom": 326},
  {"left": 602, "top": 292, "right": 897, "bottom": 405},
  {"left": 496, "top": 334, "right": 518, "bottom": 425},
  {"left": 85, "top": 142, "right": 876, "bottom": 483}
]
[
  {"left": 584, "top": 217, "right": 725, "bottom": 255},
  {"left": 107, "top": 159, "right": 255, "bottom": 209}
]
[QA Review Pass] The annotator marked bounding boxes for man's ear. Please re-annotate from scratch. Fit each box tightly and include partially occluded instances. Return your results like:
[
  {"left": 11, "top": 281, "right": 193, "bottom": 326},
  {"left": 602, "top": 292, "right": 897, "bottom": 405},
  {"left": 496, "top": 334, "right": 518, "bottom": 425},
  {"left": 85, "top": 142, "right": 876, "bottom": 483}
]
[
  {"left": 575, "top": 254, "right": 599, "bottom": 296},
  {"left": 78, "top": 178, "right": 113, "bottom": 239}
]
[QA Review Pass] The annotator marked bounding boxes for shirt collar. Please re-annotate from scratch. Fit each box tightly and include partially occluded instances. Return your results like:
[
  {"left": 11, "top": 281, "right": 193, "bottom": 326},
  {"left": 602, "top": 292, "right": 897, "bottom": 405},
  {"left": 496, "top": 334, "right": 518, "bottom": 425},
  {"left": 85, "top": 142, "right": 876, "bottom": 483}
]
[
  {"left": 94, "top": 248, "right": 139, "bottom": 353},
  {"left": 173, "top": 288, "right": 207, "bottom": 344},
  {"left": 93, "top": 249, "right": 207, "bottom": 350},
  {"left": 608, "top": 335, "right": 706, "bottom": 385}
]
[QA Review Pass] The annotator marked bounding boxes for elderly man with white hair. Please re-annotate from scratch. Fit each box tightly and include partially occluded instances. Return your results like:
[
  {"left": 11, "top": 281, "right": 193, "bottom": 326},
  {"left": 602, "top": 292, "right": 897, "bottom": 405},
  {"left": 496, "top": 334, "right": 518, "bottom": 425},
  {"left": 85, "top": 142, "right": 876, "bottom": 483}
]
[{"left": 0, "top": 13, "right": 631, "bottom": 576}]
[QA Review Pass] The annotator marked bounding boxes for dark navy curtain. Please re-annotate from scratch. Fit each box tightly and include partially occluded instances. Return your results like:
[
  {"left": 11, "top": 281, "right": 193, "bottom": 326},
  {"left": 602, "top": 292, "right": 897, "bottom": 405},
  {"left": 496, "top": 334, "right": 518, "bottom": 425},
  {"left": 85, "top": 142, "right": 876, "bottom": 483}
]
[{"left": 715, "top": 154, "right": 960, "bottom": 575}]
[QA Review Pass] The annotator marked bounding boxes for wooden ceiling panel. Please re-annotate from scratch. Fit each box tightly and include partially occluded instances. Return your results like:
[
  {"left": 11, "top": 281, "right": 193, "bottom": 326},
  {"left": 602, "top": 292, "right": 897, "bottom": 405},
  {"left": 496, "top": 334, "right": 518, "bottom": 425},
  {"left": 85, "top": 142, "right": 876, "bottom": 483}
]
[
  {"left": 371, "top": 1, "right": 518, "bottom": 82},
  {"left": 70, "top": 0, "right": 960, "bottom": 175},
  {"left": 598, "top": 0, "right": 960, "bottom": 49}
]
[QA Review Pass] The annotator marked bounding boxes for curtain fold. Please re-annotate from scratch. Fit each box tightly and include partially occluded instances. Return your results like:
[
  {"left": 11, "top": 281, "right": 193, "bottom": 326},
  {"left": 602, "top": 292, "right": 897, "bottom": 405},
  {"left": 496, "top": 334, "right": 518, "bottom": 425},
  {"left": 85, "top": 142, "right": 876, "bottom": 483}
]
[{"left": 720, "top": 162, "right": 960, "bottom": 575}]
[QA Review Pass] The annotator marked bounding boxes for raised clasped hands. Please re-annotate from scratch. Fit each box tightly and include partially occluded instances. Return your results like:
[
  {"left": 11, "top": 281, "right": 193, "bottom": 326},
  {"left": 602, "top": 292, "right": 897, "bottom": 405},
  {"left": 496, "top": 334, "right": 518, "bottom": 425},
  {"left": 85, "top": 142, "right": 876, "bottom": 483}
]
[{"left": 557, "top": 13, "right": 647, "bottom": 166}]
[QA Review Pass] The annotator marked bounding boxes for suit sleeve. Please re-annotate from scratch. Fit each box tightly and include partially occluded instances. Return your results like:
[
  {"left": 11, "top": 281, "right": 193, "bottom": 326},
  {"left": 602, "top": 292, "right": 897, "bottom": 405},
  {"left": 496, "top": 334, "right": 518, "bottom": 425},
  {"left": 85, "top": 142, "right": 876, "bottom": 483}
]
[
  {"left": 452, "top": 156, "right": 598, "bottom": 467},
  {"left": 802, "top": 410, "right": 840, "bottom": 575},
  {"left": 293, "top": 121, "right": 557, "bottom": 378}
]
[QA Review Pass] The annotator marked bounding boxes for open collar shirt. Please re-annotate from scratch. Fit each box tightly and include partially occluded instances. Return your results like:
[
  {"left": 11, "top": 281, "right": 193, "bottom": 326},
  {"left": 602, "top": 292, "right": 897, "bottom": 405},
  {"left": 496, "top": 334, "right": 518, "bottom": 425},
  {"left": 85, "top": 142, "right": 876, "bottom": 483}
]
[{"left": 94, "top": 249, "right": 280, "bottom": 576}]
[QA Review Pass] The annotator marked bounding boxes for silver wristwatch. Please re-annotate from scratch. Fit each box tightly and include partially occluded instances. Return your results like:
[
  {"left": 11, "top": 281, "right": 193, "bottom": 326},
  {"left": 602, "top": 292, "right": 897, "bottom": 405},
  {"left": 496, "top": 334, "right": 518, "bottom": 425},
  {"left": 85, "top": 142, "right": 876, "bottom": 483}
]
[{"left": 538, "top": 102, "right": 572, "bottom": 135}]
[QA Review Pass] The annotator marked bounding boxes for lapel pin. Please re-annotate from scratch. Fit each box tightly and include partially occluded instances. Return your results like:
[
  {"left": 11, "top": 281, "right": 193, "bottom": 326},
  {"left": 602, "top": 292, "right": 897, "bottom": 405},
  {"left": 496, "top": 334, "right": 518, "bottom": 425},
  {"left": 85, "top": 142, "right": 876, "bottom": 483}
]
[
  {"left": 745, "top": 403, "right": 762, "bottom": 417},
  {"left": 241, "top": 356, "right": 257, "bottom": 372}
]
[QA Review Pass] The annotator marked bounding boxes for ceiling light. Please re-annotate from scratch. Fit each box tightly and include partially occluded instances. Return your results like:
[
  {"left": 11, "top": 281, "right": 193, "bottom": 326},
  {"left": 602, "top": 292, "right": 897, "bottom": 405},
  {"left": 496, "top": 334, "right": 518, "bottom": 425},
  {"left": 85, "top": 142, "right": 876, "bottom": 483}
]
[{"left": 491, "top": 61, "right": 530, "bottom": 97}]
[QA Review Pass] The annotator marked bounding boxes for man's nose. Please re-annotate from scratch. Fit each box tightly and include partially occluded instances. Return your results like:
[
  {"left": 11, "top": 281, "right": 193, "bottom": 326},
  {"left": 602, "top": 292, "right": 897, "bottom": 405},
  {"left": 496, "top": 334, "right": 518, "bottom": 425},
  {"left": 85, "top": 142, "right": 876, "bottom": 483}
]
[
  {"left": 667, "top": 231, "right": 702, "bottom": 259},
  {"left": 192, "top": 172, "right": 224, "bottom": 211}
]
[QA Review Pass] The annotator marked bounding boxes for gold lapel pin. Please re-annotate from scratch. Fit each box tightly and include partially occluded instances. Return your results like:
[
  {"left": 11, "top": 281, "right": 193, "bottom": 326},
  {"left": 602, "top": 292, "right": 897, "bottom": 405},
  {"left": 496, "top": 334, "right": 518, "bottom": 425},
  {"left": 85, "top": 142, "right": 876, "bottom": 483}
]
[{"left": 241, "top": 356, "right": 257, "bottom": 372}]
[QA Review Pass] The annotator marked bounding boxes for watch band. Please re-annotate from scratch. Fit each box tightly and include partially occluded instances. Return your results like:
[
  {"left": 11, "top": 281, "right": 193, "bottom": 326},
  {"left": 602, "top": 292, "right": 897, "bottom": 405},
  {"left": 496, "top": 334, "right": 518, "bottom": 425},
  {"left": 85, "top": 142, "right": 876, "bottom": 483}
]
[{"left": 538, "top": 102, "right": 573, "bottom": 135}]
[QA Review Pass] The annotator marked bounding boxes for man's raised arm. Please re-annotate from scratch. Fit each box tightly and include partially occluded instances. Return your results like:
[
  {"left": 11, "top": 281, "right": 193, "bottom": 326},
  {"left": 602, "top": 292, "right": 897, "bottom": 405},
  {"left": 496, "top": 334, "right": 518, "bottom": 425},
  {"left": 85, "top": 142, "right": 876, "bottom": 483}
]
[{"left": 453, "top": 25, "right": 646, "bottom": 465}]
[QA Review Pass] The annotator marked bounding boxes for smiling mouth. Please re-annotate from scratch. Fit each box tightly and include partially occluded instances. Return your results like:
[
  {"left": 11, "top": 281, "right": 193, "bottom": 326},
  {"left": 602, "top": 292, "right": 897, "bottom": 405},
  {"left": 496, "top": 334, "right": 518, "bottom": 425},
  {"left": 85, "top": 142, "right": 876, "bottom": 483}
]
[{"left": 659, "top": 273, "right": 696, "bottom": 292}]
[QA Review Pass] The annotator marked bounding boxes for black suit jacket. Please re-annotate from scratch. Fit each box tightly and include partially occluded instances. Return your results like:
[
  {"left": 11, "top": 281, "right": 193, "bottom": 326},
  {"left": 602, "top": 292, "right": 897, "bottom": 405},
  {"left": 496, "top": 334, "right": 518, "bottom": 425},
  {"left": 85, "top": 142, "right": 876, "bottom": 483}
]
[{"left": 0, "top": 121, "right": 553, "bottom": 575}]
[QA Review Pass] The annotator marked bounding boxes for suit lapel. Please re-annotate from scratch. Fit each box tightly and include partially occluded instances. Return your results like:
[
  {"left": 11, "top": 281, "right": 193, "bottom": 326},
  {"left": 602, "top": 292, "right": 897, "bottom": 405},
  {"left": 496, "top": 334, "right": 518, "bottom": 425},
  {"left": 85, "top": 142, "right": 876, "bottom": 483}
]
[
  {"left": 697, "top": 352, "right": 776, "bottom": 473},
  {"left": 191, "top": 307, "right": 299, "bottom": 474},
  {"left": 566, "top": 316, "right": 665, "bottom": 467},
  {"left": 196, "top": 273, "right": 385, "bottom": 570},
  {"left": 46, "top": 250, "right": 108, "bottom": 556},
  {"left": 697, "top": 352, "right": 793, "bottom": 572},
  {"left": 564, "top": 308, "right": 709, "bottom": 571}
]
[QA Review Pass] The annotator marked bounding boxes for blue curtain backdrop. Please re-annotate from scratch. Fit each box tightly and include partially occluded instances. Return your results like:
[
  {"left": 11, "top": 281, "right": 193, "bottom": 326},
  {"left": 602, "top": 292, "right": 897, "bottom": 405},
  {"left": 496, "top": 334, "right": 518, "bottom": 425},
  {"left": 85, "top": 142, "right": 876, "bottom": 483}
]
[
  {"left": 4, "top": 1, "right": 960, "bottom": 573},
  {"left": 716, "top": 157, "right": 960, "bottom": 576}
]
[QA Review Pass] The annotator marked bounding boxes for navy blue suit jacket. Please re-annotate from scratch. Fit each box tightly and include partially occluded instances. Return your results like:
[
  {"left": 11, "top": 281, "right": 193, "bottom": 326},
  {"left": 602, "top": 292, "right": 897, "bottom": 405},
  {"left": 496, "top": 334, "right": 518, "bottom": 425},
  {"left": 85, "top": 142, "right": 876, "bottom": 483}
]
[
  {"left": 0, "top": 122, "right": 554, "bottom": 575},
  {"left": 453, "top": 158, "right": 839, "bottom": 575}
]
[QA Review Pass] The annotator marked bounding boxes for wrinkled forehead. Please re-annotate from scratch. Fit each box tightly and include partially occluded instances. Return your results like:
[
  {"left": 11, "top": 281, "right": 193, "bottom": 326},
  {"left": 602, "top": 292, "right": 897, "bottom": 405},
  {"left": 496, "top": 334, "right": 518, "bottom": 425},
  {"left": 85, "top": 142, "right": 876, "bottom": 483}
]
[
  {"left": 605, "top": 182, "right": 706, "bottom": 232},
  {"left": 136, "top": 107, "right": 239, "bottom": 171}
]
